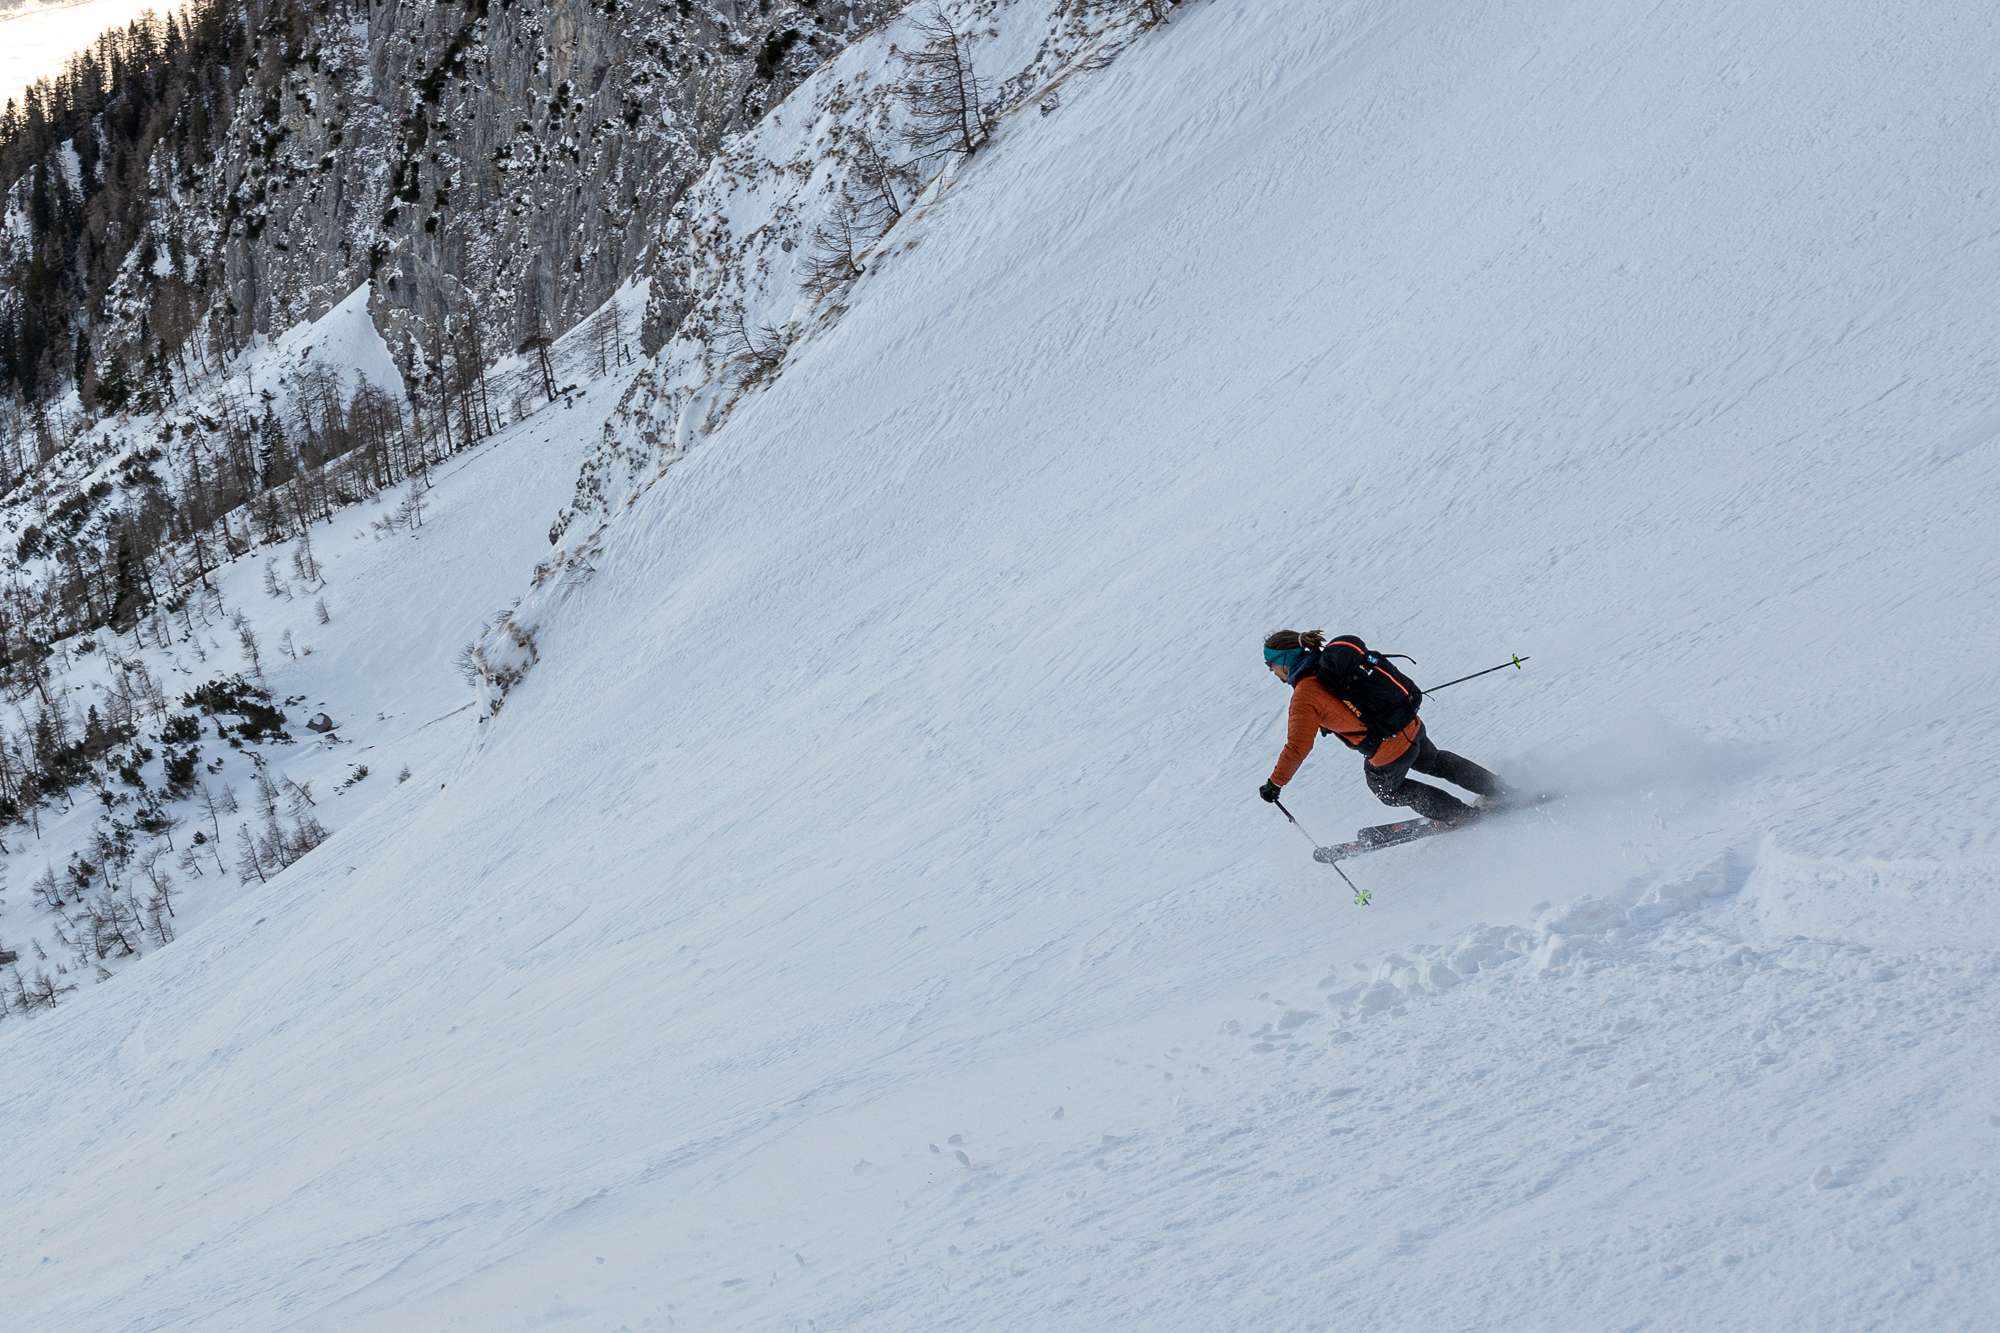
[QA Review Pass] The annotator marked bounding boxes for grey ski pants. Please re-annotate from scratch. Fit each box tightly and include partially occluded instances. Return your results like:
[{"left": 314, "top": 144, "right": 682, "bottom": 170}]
[{"left": 1364, "top": 723, "right": 1504, "bottom": 822}]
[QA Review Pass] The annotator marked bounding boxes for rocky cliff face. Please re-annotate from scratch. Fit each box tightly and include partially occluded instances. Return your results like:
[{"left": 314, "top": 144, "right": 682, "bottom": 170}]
[
  {"left": 206, "top": 0, "right": 897, "bottom": 379},
  {"left": 3, "top": 0, "right": 897, "bottom": 410}
]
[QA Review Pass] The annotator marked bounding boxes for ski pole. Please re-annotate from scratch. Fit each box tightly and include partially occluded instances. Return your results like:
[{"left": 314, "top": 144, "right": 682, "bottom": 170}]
[
  {"left": 1425, "top": 654, "right": 1528, "bottom": 694},
  {"left": 1327, "top": 857, "right": 1369, "bottom": 906},
  {"left": 1273, "top": 799, "right": 1371, "bottom": 906},
  {"left": 1272, "top": 797, "right": 1320, "bottom": 849}
]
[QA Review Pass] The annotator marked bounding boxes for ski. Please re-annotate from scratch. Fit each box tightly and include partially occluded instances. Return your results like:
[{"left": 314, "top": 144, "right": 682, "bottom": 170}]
[
  {"left": 1313, "top": 818, "right": 1450, "bottom": 863},
  {"left": 1312, "top": 793, "right": 1560, "bottom": 864}
]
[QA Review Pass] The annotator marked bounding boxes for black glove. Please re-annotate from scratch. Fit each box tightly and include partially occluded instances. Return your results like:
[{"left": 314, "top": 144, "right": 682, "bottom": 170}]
[{"left": 1259, "top": 781, "right": 1282, "bottom": 803}]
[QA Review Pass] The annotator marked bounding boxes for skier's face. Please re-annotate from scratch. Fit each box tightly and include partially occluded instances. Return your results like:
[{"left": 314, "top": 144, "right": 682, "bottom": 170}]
[{"left": 1269, "top": 661, "right": 1289, "bottom": 682}]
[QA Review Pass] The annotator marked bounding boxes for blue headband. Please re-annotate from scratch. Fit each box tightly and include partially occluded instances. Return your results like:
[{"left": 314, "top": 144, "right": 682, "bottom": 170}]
[{"left": 1264, "top": 646, "right": 1307, "bottom": 670}]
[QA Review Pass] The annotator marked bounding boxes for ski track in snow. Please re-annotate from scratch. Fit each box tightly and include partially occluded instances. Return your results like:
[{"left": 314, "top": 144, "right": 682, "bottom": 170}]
[{"left": 4, "top": 0, "right": 2000, "bottom": 1327}]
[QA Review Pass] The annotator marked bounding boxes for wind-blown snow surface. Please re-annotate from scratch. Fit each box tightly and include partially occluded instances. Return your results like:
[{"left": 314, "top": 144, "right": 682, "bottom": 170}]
[{"left": 7, "top": 0, "right": 2000, "bottom": 1327}]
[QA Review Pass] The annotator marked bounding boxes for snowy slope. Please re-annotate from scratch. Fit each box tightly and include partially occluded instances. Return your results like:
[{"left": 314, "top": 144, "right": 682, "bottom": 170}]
[
  {"left": 0, "top": 278, "right": 645, "bottom": 994},
  {"left": 5, "top": 0, "right": 2000, "bottom": 1328},
  {"left": 238, "top": 283, "right": 407, "bottom": 403}
]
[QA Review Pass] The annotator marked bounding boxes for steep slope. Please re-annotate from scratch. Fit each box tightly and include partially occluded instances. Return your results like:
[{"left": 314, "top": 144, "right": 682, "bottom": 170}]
[{"left": 4, "top": 0, "right": 1999, "bottom": 1328}]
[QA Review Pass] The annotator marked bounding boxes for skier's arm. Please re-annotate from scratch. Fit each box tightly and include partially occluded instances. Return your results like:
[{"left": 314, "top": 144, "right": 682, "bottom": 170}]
[{"left": 1268, "top": 698, "right": 1321, "bottom": 786}]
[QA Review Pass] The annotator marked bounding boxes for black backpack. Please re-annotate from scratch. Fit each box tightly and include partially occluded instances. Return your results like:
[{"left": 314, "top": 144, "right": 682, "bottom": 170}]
[{"left": 1315, "top": 635, "right": 1423, "bottom": 740}]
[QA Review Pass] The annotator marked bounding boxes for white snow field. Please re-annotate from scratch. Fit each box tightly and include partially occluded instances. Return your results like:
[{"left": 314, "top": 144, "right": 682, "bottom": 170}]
[{"left": 7, "top": 0, "right": 2000, "bottom": 1328}]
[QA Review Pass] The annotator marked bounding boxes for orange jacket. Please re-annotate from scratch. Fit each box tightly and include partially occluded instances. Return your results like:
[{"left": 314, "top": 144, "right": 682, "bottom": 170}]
[{"left": 1269, "top": 675, "right": 1420, "bottom": 785}]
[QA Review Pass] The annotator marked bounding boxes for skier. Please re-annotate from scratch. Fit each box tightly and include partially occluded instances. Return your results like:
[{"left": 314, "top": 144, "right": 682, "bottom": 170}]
[{"left": 1256, "top": 629, "right": 1516, "bottom": 825}]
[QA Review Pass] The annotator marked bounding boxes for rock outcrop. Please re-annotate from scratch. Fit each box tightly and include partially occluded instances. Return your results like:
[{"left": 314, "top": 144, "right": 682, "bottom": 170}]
[
  {"left": 221, "top": 0, "right": 900, "bottom": 377},
  {"left": 3, "top": 0, "right": 901, "bottom": 406}
]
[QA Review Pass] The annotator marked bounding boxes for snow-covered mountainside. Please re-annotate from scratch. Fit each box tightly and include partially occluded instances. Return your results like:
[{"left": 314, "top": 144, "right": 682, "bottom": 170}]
[
  {"left": 4, "top": 0, "right": 1999, "bottom": 1327},
  {"left": 0, "top": 0, "right": 899, "bottom": 423},
  {"left": 0, "top": 274, "right": 648, "bottom": 1007}
]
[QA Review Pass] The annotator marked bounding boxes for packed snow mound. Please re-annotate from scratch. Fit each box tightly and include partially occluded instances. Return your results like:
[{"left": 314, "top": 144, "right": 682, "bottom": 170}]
[
  {"left": 5, "top": 0, "right": 2000, "bottom": 1329},
  {"left": 238, "top": 283, "right": 403, "bottom": 402}
]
